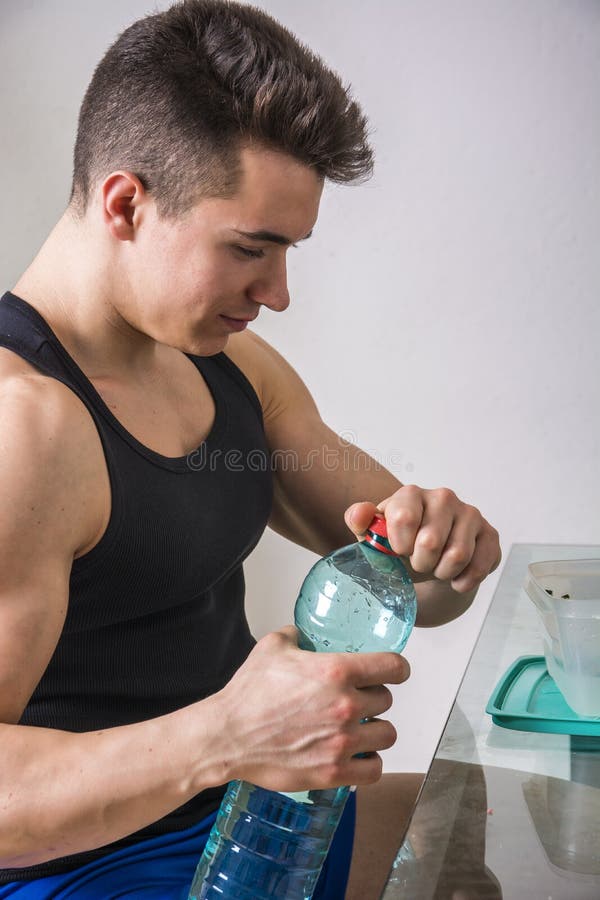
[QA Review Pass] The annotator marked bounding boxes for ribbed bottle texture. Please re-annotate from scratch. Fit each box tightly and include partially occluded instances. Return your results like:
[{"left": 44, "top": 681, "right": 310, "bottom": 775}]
[
  {"left": 189, "top": 781, "right": 349, "bottom": 899},
  {"left": 189, "top": 519, "right": 416, "bottom": 900}
]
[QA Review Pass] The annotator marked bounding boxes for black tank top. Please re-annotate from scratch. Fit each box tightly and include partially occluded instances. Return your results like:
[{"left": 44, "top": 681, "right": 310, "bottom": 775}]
[{"left": 0, "top": 290, "right": 273, "bottom": 880}]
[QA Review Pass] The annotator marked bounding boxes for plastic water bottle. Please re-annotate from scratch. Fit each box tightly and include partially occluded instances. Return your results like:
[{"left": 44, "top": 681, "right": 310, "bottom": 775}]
[{"left": 188, "top": 514, "right": 417, "bottom": 900}]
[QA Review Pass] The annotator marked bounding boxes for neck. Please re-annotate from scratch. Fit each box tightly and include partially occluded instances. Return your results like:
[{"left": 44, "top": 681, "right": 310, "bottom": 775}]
[{"left": 12, "top": 210, "right": 161, "bottom": 379}]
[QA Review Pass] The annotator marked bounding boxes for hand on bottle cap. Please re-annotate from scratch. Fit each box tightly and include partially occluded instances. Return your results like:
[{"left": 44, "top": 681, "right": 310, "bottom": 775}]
[{"left": 344, "top": 501, "right": 385, "bottom": 540}]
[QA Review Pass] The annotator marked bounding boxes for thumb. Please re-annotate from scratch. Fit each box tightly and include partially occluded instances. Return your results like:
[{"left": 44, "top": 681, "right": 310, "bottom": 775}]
[
  {"left": 344, "top": 500, "right": 380, "bottom": 537},
  {"left": 277, "top": 624, "right": 300, "bottom": 645}
]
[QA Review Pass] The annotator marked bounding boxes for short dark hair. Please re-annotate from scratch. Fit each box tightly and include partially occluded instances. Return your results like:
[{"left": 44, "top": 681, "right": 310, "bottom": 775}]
[{"left": 69, "top": 0, "right": 374, "bottom": 219}]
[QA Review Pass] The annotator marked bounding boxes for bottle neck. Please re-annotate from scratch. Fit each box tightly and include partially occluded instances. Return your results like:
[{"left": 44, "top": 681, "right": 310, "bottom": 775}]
[{"left": 363, "top": 532, "right": 397, "bottom": 556}]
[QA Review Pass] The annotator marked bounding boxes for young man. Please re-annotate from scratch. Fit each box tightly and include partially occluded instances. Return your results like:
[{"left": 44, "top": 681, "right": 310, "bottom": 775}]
[{"left": 0, "top": 1, "right": 501, "bottom": 897}]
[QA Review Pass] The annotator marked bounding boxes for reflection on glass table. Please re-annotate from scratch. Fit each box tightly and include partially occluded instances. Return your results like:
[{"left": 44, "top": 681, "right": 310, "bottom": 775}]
[{"left": 380, "top": 544, "right": 600, "bottom": 900}]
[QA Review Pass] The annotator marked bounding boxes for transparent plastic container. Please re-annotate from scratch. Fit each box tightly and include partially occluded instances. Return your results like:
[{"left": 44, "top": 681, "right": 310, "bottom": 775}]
[
  {"left": 188, "top": 515, "right": 416, "bottom": 899},
  {"left": 524, "top": 559, "right": 600, "bottom": 717}
]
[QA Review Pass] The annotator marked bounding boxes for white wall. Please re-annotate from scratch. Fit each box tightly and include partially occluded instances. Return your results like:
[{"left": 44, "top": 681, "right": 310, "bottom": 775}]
[{"left": 1, "top": 0, "right": 598, "bottom": 773}]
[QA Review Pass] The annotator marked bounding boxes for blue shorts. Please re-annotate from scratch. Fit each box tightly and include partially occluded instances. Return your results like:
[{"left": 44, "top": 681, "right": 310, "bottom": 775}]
[{"left": 0, "top": 790, "right": 356, "bottom": 899}]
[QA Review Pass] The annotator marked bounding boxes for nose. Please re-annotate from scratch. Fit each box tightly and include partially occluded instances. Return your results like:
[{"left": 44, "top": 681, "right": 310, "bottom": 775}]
[{"left": 247, "top": 255, "right": 290, "bottom": 312}]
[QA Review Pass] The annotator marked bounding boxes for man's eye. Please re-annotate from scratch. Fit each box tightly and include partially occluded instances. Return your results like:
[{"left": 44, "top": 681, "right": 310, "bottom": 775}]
[{"left": 234, "top": 245, "right": 265, "bottom": 259}]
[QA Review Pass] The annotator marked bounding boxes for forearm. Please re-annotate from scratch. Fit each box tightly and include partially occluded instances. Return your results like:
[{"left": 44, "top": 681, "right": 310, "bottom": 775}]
[
  {"left": 269, "top": 430, "right": 404, "bottom": 557},
  {"left": 414, "top": 580, "right": 477, "bottom": 627},
  {"left": 0, "top": 695, "right": 227, "bottom": 869}
]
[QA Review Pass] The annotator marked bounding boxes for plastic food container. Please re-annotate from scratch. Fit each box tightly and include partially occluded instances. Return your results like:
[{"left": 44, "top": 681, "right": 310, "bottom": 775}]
[{"left": 524, "top": 559, "right": 600, "bottom": 718}]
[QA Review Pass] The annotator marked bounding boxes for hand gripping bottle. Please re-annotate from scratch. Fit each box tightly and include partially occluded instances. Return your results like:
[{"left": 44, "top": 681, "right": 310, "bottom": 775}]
[{"left": 188, "top": 514, "right": 417, "bottom": 900}]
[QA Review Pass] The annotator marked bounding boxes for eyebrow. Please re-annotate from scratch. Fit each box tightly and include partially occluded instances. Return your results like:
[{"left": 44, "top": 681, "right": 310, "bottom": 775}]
[{"left": 233, "top": 228, "right": 313, "bottom": 247}]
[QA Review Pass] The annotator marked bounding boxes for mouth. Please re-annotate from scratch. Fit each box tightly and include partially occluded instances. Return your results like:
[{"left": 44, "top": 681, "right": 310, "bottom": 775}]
[{"left": 219, "top": 314, "right": 257, "bottom": 332}]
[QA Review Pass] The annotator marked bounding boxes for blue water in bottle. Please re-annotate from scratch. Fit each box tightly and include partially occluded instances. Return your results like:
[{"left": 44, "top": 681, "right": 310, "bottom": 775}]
[{"left": 188, "top": 515, "right": 417, "bottom": 900}]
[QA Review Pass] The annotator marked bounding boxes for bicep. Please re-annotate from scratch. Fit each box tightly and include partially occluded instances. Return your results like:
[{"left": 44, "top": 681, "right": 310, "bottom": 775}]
[
  {"left": 0, "top": 561, "right": 71, "bottom": 725},
  {"left": 225, "top": 330, "right": 403, "bottom": 554},
  {"left": 225, "top": 333, "right": 341, "bottom": 546},
  {"left": 0, "top": 382, "right": 95, "bottom": 723}
]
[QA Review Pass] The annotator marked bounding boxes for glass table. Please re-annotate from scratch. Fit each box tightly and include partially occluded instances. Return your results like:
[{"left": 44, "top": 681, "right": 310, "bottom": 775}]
[{"left": 380, "top": 543, "right": 600, "bottom": 900}]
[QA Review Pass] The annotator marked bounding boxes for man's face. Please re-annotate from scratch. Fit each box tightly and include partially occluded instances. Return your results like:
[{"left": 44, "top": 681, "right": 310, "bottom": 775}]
[{"left": 122, "top": 146, "right": 323, "bottom": 355}]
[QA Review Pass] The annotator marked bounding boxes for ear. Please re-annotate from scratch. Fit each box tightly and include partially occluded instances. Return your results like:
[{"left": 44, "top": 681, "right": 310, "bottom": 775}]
[{"left": 101, "top": 171, "right": 148, "bottom": 241}]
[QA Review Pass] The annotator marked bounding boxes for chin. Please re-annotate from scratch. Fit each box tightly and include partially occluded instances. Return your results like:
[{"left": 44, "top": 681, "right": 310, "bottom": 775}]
[{"left": 179, "top": 334, "right": 229, "bottom": 357}]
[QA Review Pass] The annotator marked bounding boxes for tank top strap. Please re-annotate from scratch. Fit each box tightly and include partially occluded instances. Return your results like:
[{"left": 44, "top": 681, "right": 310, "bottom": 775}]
[
  {"left": 199, "top": 350, "right": 264, "bottom": 424},
  {"left": 0, "top": 292, "right": 126, "bottom": 445}
]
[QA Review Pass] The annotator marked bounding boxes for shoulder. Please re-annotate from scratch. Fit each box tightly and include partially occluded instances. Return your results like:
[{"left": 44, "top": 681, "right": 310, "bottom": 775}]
[
  {"left": 0, "top": 349, "right": 107, "bottom": 557},
  {"left": 0, "top": 347, "right": 100, "bottom": 446},
  {"left": 223, "top": 329, "right": 319, "bottom": 426}
]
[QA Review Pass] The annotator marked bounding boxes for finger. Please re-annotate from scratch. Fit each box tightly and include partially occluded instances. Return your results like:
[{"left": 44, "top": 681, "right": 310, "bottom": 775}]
[
  {"left": 409, "top": 493, "right": 456, "bottom": 574},
  {"left": 344, "top": 500, "right": 379, "bottom": 537},
  {"left": 378, "top": 487, "right": 425, "bottom": 557},
  {"left": 450, "top": 527, "right": 501, "bottom": 593},
  {"left": 325, "top": 651, "right": 410, "bottom": 688},
  {"left": 431, "top": 507, "right": 481, "bottom": 582},
  {"left": 349, "top": 652, "right": 410, "bottom": 688},
  {"left": 343, "top": 753, "right": 384, "bottom": 786},
  {"left": 357, "top": 684, "right": 394, "bottom": 719},
  {"left": 352, "top": 718, "right": 398, "bottom": 755},
  {"left": 490, "top": 542, "right": 503, "bottom": 573}
]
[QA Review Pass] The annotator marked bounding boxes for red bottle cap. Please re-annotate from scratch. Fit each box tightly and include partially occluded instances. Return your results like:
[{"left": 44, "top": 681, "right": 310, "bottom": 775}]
[{"left": 364, "top": 513, "right": 397, "bottom": 556}]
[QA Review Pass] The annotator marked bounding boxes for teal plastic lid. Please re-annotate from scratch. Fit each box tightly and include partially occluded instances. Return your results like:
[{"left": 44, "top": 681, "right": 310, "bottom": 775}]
[{"left": 486, "top": 656, "right": 600, "bottom": 736}]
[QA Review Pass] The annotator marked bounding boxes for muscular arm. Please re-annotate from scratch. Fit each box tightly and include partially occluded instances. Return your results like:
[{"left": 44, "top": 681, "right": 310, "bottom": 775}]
[
  {"left": 224, "top": 330, "right": 390, "bottom": 553},
  {"left": 225, "top": 331, "right": 500, "bottom": 627},
  {"left": 0, "top": 378, "right": 229, "bottom": 867}
]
